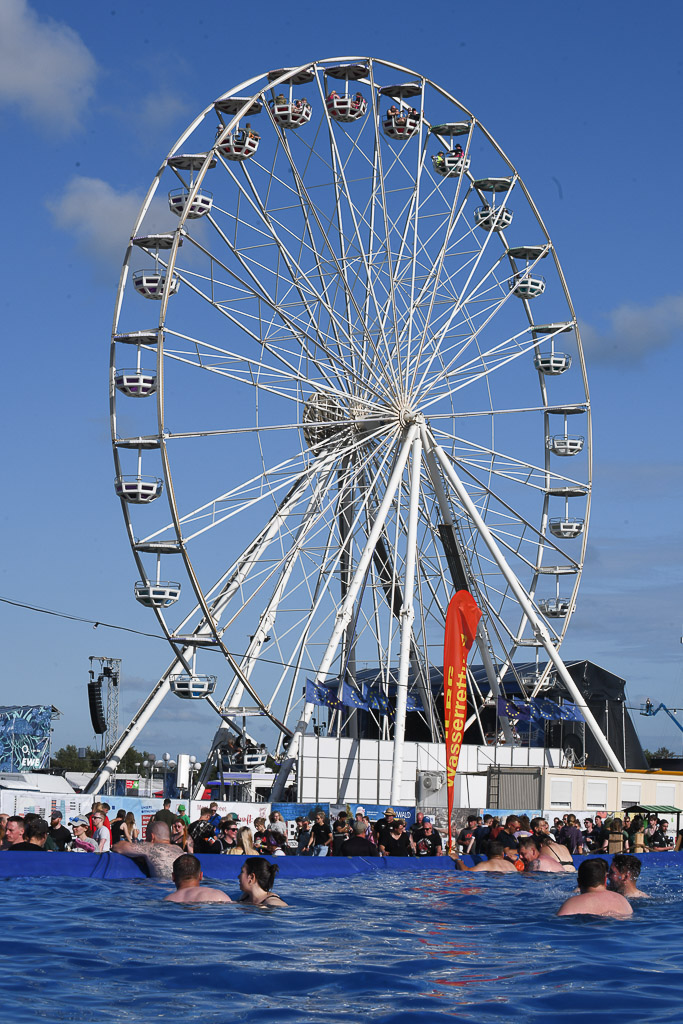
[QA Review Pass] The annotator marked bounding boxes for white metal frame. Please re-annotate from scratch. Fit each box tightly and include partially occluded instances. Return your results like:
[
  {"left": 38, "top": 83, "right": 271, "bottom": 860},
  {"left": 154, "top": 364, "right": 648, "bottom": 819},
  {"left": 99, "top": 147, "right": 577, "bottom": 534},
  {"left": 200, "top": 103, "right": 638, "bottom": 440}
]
[{"left": 91, "top": 57, "right": 621, "bottom": 797}]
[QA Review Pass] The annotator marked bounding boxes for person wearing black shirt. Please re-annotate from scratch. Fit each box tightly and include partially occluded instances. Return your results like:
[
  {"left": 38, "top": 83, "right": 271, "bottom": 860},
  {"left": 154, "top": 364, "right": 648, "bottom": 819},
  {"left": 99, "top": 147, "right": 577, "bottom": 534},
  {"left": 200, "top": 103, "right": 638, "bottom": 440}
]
[
  {"left": 188, "top": 810, "right": 221, "bottom": 853},
  {"left": 380, "top": 820, "right": 412, "bottom": 856},
  {"left": 472, "top": 815, "right": 493, "bottom": 855},
  {"left": 373, "top": 808, "right": 397, "bottom": 847},
  {"left": 339, "top": 822, "right": 379, "bottom": 857},
  {"left": 497, "top": 815, "right": 521, "bottom": 860},
  {"left": 413, "top": 818, "right": 443, "bottom": 856},
  {"left": 306, "top": 813, "right": 333, "bottom": 856},
  {"left": 48, "top": 811, "right": 72, "bottom": 851},
  {"left": 457, "top": 816, "right": 478, "bottom": 855}
]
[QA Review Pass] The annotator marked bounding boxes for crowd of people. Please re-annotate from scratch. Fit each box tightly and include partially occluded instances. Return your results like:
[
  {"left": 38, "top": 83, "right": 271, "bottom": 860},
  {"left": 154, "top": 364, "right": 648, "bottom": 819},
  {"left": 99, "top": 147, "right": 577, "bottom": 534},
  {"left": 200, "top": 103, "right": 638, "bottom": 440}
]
[{"left": 0, "top": 800, "right": 675, "bottom": 915}]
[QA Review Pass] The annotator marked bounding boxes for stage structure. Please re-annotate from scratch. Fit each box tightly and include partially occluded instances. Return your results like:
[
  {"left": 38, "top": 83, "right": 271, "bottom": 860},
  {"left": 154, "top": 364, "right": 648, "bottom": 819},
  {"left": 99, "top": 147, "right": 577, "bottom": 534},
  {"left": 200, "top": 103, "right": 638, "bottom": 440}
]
[{"left": 89, "top": 57, "right": 625, "bottom": 799}]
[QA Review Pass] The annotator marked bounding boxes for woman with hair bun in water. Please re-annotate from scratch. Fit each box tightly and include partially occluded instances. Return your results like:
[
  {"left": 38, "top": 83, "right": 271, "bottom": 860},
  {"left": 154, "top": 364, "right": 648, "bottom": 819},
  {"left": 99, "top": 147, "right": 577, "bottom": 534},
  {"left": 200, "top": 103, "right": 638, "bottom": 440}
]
[{"left": 238, "top": 857, "right": 287, "bottom": 907}]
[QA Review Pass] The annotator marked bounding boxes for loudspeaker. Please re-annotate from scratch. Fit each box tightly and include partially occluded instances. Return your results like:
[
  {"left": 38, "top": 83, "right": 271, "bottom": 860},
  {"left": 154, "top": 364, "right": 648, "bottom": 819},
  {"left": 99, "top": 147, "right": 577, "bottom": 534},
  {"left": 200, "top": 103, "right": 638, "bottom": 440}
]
[{"left": 88, "top": 678, "right": 107, "bottom": 734}]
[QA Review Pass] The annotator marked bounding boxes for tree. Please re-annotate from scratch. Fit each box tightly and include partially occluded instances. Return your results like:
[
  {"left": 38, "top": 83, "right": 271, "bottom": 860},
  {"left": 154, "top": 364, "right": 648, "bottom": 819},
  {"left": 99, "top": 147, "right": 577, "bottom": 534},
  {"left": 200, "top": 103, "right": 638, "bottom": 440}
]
[
  {"left": 51, "top": 744, "right": 153, "bottom": 773},
  {"left": 643, "top": 746, "right": 677, "bottom": 763}
]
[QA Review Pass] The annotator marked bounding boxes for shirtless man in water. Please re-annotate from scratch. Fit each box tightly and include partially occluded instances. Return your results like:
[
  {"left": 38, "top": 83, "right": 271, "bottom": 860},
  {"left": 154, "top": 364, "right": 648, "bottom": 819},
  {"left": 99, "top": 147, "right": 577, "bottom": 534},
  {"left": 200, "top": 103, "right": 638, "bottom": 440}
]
[
  {"left": 450, "top": 840, "right": 519, "bottom": 873},
  {"left": 164, "top": 854, "right": 232, "bottom": 903},
  {"left": 518, "top": 837, "right": 566, "bottom": 873},
  {"left": 557, "top": 858, "right": 632, "bottom": 917},
  {"left": 113, "top": 820, "right": 183, "bottom": 878},
  {"left": 608, "top": 854, "right": 649, "bottom": 899}
]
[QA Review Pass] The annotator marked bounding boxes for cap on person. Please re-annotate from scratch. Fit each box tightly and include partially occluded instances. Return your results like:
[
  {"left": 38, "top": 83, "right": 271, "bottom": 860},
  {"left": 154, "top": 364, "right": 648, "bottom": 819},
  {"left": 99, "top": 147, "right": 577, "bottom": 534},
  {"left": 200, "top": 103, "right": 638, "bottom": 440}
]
[
  {"left": 50, "top": 810, "right": 63, "bottom": 820},
  {"left": 355, "top": 806, "right": 365, "bottom": 817},
  {"left": 69, "top": 815, "right": 89, "bottom": 828},
  {"left": 177, "top": 804, "right": 186, "bottom": 813},
  {"left": 423, "top": 815, "right": 432, "bottom": 824}
]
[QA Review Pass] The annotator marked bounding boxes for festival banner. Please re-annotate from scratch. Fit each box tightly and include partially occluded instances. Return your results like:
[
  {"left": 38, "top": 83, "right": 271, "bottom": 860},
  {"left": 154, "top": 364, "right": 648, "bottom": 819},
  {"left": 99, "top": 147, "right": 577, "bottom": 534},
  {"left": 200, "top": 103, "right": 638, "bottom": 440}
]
[
  {"left": 443, "top": 591, "right": 481, "bottom": 850},
  {"left": 0, "top": 705, "right": 52, "bottom": 772}
]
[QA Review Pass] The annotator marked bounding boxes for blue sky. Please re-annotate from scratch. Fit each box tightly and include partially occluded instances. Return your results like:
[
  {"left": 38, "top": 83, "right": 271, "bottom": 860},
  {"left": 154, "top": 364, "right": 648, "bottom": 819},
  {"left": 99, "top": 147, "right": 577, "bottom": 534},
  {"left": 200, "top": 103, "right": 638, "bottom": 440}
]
[{"left": 1, "top": 0, "right": 682, "bottom": 760}]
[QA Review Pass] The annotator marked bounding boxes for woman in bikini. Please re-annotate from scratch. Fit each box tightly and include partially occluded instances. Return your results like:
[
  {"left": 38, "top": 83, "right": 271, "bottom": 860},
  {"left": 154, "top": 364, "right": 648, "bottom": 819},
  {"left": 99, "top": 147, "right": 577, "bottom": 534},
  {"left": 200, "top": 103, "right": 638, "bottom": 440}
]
[{"left": 238, "top": 857, "right": 287, "bottom": 907}]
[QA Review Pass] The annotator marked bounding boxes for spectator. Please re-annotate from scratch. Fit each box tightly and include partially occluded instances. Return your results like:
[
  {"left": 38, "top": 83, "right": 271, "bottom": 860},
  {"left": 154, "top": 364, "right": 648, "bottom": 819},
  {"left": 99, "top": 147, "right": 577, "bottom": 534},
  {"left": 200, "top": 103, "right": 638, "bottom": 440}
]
[
  {"left": 0, "top": 813, "right": 7, "bottom": 848},
  {"left": 296, "top": 818, "right": 312, "bottom": 855},
  {"left": 307, "top": 812, "right": 333, "bottom": 856},
  {"left": 456, "top": 815, "right": 478, "bottom": 855},
  {"left": 497, "top": 815, "right": 521, "bottom": 860},
  {"left": 472, "top": 814, "right": 493, "bottom": 854},
  {"left": 207, "top": 803, "right": 222, "bottom": 834},
  {"left": 230, "top": 826, "right": 256, "bottom": 856},
  {"left": 170, "top": 820, "right": 193, "bottom": 853},
  {"left": 339, "top": 821, "right": 379, "bottom": 857},
  {"left": 409, "top": 811, "right": 425, "bottom": 842},
  {"left": 154, "top": 799, "right": 179, "bottom": 829},
  {"left": 12, "top": 817, "right": 49, "bottom": 851},
  {"left": 373, "top": 808, "right": 397, "bottom": 847},
  {"left": 333, "top": 812, "right": 352, "bottom": 855},
  {"left": 90, "top": 811, "right": 111, "bottom": 853},
  {"left": 269, "top": 810, "right": 287, "bottom": 836},
  {"left": 650, "top": 819, "right": 674, "bottom": 850},
  {"left": 218, "top": 818, "right": 239, "bottom": 852},
  {"left": 121, "top": 812, "right": 139, "bottom": 843},
  {"left": 176, "top": 804, "right": 190, "bottom": 826},
  {"left": 48, "top": 811, "right": 72, "bottom": 851},
  {"left": 558, "top": 814, "right": 584, "bottom": 854},
  {"left": 379, "top": 819, "right": 412, "bottom": 857},
  {"left": 253, "top": 817, "right": 268, "bottom": 853},
  {"left": 68, "top": 816, "right": 97, "bottom": 853},
  {"left": 110, "top": 810, "right": 126, "bottom": 845},
  {"left": 189, "top": 807, "right": 221, "bottom": 854},
  {"left": 413, "top": 817, "right": 443, "bottom": 857}
]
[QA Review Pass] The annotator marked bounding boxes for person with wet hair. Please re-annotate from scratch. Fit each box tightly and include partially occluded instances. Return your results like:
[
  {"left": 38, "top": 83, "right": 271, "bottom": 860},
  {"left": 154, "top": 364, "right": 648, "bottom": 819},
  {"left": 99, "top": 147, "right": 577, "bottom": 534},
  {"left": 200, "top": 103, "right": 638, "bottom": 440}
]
[
  {"left": 164, "top": 853, "right": 232, "bottom": 903},
  {"left": 238, "top": 857, "right": 287, "bottom": 907},
  {"left": 608, "top": 854, "right": 649, "bottom": 899},
  {"left": 557, "top": 858, "right": 632, "bottom": 917}
]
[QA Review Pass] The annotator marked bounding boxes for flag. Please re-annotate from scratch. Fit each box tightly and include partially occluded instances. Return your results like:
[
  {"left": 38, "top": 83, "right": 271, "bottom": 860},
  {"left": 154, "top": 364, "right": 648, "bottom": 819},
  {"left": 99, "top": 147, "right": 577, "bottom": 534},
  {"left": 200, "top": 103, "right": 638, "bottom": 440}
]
[
  {"left": 341, "top": 682, "right": 371, "bottom": 712},
  {"left": 443, "top": 590, "right": 482, "bottom": 850},
  {"left": 305, "top": 679, "right": 343, "bottom": 711},
  {"left": 497, "top": 697, "right": 532, "bottom": 722}
]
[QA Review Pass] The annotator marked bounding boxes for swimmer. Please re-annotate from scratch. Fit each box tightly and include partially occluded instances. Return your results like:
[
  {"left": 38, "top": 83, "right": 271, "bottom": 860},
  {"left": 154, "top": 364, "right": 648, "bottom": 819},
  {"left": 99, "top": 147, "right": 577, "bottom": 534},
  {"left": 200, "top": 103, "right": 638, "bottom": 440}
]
[
  {"left": 238, "top": 856, "right": 287, "bottom": 907},
  {"left": 608, "top": 854, "right": 650, "bottom": 899},
  {"left": 557, "top": 858, "right": 632, "bottom": 918},
  {"left": 518, "top": 837, "right": 566, "bottom": 873},
  {"left": 113, "top": 820, "right": 183, "bottom": 879},
  {"left": 537, "top": 833, "right": 576, "bottom": 872},
  {"left": 450, "top": 840, "right": 519, "bottom": 873},
  {"left": 164, "top": 854, "right": 232, "bottom": 903}
]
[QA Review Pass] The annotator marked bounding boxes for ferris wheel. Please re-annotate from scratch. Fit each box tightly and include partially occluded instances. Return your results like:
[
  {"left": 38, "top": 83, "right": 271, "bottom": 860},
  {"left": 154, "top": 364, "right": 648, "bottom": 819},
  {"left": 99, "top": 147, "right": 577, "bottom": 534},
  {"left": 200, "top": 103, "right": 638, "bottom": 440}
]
[{"left": 91, "top": 57, "right": 624, "bottom": 798}]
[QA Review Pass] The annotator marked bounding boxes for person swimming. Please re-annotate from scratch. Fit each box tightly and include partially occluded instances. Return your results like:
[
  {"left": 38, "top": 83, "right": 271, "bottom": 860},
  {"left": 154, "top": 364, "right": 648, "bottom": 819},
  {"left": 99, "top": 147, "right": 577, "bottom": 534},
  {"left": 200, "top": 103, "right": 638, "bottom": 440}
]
[
  {"left": 164, "top": 854, "right": 232, "bottom": 903},
  {"left": 608, "top": 854, "right": 649, "bottom": 898},
  {"left": 557, "top": 858, "right": 632, "bottom": 917},
  {"left": 238, "top": 856, "right": 287, "bottom": 907}
]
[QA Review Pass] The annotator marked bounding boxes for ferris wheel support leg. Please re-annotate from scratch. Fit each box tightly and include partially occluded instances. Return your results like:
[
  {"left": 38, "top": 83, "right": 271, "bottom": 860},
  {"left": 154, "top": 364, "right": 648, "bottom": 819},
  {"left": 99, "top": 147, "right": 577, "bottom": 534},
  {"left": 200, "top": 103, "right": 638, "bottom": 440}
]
[
  {"left": 422, "top": 440, "right": 516, "bottom": 745},
  {"left": 271, "top": 425, "right": 419, "bottom": 802},
  {"left": 390, "top": 432, "right": 422, "bottom": 806},
  {"left": 424, "top": 426, "right": 625, "bottom": 774}
]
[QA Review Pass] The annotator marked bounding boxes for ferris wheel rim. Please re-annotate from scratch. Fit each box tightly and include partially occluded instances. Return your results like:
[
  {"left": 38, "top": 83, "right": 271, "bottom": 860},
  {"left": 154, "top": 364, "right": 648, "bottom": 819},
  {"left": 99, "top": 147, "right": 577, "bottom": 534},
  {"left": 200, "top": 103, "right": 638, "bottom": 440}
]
[{"left": 110, "top": 56, "right": 592, "bottom": 747}]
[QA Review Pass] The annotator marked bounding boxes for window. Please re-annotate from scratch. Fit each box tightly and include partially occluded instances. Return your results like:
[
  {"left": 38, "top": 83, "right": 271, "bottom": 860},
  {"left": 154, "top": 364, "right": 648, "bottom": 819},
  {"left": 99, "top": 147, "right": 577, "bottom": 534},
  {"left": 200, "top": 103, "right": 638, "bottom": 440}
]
[
  {"left": 586, "top": 781, "right": 608, "bottom": 810},
  {"left": 656, "top": 783, "right": 676, "bottom": 807},
  {"left": 550, "top": 778, "right": 572, "bottom": 807},
  {"left": 621, "top": 782, "right": 641, "bottom": 810}
]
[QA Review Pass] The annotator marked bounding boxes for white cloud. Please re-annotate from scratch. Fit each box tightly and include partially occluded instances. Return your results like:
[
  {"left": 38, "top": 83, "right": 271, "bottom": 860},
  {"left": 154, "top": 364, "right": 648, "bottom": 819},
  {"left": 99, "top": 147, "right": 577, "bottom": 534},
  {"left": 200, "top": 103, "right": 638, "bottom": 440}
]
[
  {"left": 48, "top": 176, "right": 145, "bottom": 265},
  {"left": 0, "top": 0, "right": 97, "bottom": 132},
  {"left": 580, "top": 294, "right": 683, "bottom": 362}
]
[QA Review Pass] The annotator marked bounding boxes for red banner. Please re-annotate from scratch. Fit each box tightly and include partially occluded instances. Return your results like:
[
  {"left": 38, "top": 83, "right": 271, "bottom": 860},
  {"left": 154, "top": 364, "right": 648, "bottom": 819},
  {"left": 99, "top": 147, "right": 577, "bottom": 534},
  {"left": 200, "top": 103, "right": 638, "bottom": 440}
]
[{"left": 443, "top": 590, "right": 482, "bottom": 850}]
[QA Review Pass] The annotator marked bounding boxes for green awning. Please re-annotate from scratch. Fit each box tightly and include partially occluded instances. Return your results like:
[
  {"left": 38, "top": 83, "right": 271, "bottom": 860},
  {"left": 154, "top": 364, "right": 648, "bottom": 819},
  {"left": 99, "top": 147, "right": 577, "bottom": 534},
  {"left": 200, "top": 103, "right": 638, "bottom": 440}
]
[{"left": 623, "top": 804, "right": 682, "bottom": 814}]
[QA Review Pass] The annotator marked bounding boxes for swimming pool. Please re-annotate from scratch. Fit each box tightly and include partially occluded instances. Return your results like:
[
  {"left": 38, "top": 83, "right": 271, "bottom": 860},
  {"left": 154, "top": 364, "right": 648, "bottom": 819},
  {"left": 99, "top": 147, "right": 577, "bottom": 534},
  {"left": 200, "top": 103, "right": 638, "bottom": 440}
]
[{"left": 2, "top": 858, "right": 681, "bottom": 1022}]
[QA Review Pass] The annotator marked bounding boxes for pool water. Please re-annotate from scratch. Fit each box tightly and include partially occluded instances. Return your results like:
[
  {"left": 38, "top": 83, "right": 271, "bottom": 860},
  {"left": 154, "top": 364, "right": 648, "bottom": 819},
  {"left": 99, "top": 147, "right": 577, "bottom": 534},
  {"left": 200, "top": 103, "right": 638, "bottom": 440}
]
[{"left": 2, "top": 860, "right": 681, "bottom": 1022}]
